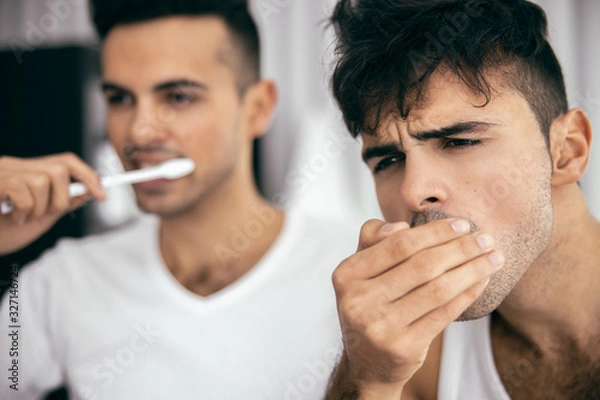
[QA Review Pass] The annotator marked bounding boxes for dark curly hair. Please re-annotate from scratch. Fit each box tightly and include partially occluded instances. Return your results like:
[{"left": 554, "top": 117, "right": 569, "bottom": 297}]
[
  {"left": 90, "top": 0, "right": 260, "bottom": 92},
  {"left": 330, "top": 0, "right": 568, "bottom": 143}
]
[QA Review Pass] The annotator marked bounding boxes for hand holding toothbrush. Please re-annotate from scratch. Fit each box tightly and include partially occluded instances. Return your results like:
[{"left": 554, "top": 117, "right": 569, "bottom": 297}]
[{"left": 0, "top": 153, "right": 194, "bottom": 256}]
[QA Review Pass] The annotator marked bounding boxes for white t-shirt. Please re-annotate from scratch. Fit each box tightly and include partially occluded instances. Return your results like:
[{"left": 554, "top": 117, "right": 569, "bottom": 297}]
[
  {"left": 0, "top": 208, "right": 359, "bottom": 400},
  {"left": 438, "top": 315, "right": 510, "bottom": 400}
]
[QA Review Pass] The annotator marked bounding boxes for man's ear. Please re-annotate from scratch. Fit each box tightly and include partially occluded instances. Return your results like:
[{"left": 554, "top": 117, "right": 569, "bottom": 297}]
[
  {"left": 243, "top": 80, "right": 278, "bottom": 139},
  {"left": 550, "top": 108, "right": 593, "bottom": 185}
]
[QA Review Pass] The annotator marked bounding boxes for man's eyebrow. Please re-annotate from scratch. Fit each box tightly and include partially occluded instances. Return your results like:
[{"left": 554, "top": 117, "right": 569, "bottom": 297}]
[
  {"left": 361, "top": 121, "right": 498, "bottom": 163},
  {"left": 411, "top": 121, "right": 497, "bottom": 141},
  {"left": 101, "top": 82, "right": 129, "bottom": 93},
  {"left": 101, "top": 79, "right": 207, "bottom": 94},
  {"left": 153, "top": 79, "right": 207, "bottom": 92},
  {"left": 362, "top": 144, "right": 401, "bottom": 163}
]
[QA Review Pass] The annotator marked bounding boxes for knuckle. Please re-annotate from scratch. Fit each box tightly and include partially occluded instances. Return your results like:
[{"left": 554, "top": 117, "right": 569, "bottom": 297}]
[
  {"left": 339, "top": 286, "right": 373, "bottom": 322},
  {"left": 359, "top": 218, "right": 383, "bottom": 239},
  {"left": 61, "top": 152, "right": 78, "bottom": 163},
  {"left": 410, "top": 250, "right": 437, "bottom": 279},
  {"left": 339, "top": 296, "right": 364, "bottom": 322},
  {"left": 362, "top": 218, "right": 382, "bottom": 231},
  {"left": 46, "top": 163, "right": 68, "bottom": 179},
  {"left": 5, "top": 176, "right": 23, "bottom": 192},
  {"left": 61, "top": 151, "right": 76, "bottom": 159},
  {"left": 388, "top": 233, "right": 416, "bottom": 258},
  {"left": 331, "top": 268, "right": 347, "bottom": 291},
  {"left": 331, "top": 258, "right": 354, "bottom": 290},
  {"left": 363, "top": 319, "right": 388, "bottom": 345},
  {"left": 29, "top": 174, "right": 50, "bottom": 190},
  {"left": 429, "top": 279, "right": 451, "bottom": 303}
]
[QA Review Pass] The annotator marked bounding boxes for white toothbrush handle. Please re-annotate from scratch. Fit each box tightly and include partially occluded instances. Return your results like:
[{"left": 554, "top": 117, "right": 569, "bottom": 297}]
[{"left": 63, "top": 173, "right": 147, "bottom": 196}]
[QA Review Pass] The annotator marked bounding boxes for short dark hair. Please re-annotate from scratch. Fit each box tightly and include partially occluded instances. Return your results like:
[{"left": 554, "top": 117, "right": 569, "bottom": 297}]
[
  {"left": 330, "top": 0, "right": 568, "bottom": 142},
  {"left": 90, "top": 0, "right": 260, "bottom": 92}
]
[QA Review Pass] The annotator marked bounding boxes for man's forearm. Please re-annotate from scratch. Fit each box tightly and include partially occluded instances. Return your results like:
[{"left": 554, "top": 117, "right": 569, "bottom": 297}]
[{"left": 326, "top": 352, "right": 404, "bottom": 400}]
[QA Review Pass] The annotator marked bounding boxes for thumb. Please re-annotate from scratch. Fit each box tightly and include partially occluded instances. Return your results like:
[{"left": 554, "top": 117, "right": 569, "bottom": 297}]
[{"left": 357, "top": 219, "right": 410, "bottom": 251}]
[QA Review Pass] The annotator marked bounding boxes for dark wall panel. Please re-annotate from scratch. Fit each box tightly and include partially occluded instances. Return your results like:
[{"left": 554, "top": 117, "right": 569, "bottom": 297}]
[{"left": 0, "top": 47, "right": 99, "bottom": 400}]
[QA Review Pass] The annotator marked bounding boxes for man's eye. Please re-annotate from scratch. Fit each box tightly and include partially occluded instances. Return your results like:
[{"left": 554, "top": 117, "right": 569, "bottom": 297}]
[
  {"left": 443, "top": 139, "right": 482, "bottom": 149},
  {"left": 107, "top": 93, "right": 132, "bottom": 106},
  {"left": 373, "top": 154, "right": 405, "bottom": 174},
  {"left": 168, "top": 92, "right": 195, "bottom": 105}
]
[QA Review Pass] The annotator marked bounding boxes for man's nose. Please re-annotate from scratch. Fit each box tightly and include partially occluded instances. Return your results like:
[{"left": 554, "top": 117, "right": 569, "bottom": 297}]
[
  {"left": 129, "top": 99, "right": 168, "bottom": 146},
  {"left": 398, "top": 151, "right": 449, "bottom": 212}
]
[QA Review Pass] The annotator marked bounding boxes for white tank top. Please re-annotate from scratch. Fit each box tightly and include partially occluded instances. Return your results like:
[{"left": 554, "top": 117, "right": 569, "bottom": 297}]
[{"left": 438, "top": 315, "right": 511, "bottom": 400}]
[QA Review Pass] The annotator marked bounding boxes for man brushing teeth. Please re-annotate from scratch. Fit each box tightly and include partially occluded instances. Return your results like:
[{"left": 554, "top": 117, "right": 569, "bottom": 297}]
[
  {"left": 123, "top": 148, "right": 188, "bottom": 194},
  {"left": 0, "top": 1, "right": 358, "bottom": 399}
]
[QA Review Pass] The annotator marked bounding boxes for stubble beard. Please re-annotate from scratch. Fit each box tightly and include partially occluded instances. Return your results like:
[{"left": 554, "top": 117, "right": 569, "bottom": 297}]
[
  {"left": 460, "top": 174, "right": 554, "bottom": 321},
  {"left": 409, "top": 174, "right": 554, "bottom": 322}
]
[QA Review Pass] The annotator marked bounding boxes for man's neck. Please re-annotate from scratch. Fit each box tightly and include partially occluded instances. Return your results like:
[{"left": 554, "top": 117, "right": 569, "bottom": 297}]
[
  {"left": 496, "top": 186, "right": 600, "bottom": 353},
  {"left": 157, "top": 183, "right": 284, "bottom": 297}
]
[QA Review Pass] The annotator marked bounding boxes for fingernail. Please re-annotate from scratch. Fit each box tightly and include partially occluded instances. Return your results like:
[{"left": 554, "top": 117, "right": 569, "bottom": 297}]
[
  {"left": 480, "top": 277, "right": 491, "bottom": 286},
  {"left": 451, "top": 219, "right": 470, "bottom": 234},
  {"left": 18, "top": 217, "right": 27, "bottom": 225},
  {"left": 477, "top": 233, "right": 494, "bottom": 249},
  {"left": 488, "top": 251, "right": 504, "bottom": 267}
]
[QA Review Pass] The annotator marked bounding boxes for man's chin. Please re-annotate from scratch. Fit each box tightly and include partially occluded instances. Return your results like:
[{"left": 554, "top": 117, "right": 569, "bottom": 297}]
[
  {"left": 455, "top": 292, "right": 503, "bottom": 322},
  {"left": 135, "top": 198, "right": 195, "bottom": 219},
  {"left": 455, "top": 309, "right": 493, "bottom": 322}
]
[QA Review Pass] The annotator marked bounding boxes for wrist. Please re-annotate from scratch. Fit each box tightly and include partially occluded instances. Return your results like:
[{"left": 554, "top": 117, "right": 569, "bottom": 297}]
[
  {"left": 328, "top": 350, "right": 405, "bottom": 400},
  {"left": 355, "top": 381, "right": 405, "bottom": 400}
]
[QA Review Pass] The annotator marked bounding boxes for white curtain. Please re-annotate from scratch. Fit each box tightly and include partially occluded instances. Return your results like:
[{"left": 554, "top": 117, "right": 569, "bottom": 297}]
[{"left": 249, "top": 0, "right": 382, "bottom": 226}]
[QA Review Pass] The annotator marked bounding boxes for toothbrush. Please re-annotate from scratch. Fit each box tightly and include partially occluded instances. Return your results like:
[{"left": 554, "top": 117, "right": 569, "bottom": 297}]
[{"left": 0, "top": 158, "right": 195, "bottom": 215}]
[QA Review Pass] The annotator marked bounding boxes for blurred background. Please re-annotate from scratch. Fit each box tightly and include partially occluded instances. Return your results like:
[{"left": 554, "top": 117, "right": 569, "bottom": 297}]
[{"left": 0, "top": 1, "right": 598, "bottom": 398}]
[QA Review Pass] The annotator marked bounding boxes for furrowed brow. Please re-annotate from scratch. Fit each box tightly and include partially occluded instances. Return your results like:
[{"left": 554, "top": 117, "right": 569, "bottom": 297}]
[
  {"left": 411, "top": 121, "right": 496, "bottom": 141},
  {"left": 362, "top": 144, "right": 401, "bottom": 163}
]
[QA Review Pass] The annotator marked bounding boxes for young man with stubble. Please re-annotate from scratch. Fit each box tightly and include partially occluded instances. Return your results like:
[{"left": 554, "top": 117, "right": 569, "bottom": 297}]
[
  {"left": 0, "top": 1, "right": 358, "bottom": 398},
  {"left": 325, "top": 0, "right": 600, "bottom": 399}
]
